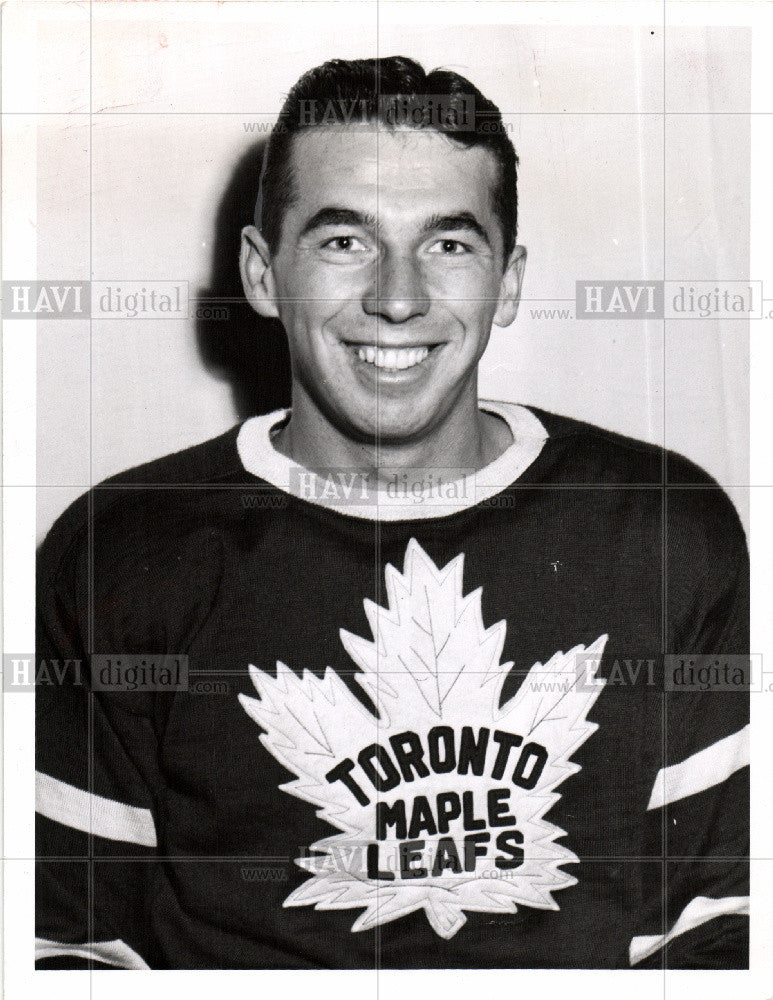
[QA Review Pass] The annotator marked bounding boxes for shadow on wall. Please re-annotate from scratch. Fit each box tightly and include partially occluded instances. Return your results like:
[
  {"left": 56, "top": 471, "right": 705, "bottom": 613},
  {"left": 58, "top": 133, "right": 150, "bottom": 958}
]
[{"left": 196, "top": 138, "right": 292, "bottom": 419}]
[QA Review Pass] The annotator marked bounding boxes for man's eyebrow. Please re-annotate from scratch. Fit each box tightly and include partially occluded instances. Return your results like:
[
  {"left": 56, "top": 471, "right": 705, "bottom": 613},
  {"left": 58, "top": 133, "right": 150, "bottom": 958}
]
[
  {"left": 421, "top": 212, "right": 492, "bottom": 248},
  {"left": 299, "top": 207, "right": 377, "bottom": 239}
]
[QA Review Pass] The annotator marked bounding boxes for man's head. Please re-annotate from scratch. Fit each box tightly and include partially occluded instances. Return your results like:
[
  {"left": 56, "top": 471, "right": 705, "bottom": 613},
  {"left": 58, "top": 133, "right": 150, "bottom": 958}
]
[{"left": 241, "top": 56, "right": 526, "bottom": 447}]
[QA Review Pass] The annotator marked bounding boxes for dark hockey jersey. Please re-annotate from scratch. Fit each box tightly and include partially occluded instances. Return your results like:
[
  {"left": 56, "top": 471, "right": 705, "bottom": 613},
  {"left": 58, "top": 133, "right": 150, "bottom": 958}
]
[{"left": 35, "top": 401, "right": 749, "bottom": 970}]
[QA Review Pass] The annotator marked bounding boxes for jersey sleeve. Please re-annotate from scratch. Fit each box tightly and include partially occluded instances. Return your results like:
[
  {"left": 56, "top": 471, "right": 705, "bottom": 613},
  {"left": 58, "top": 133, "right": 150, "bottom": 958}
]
[
  {"left": 630, "top": 486, "right": 750, "bottom": 969},
  {"left": 35, "top": 508, "right": 163, "bottom": 970}
]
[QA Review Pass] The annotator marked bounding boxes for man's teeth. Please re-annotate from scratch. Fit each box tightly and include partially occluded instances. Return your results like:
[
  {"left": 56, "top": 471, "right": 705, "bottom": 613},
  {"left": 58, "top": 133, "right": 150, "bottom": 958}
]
[{"left": 356, "top": 345, "right": 431, "bottom": 370}]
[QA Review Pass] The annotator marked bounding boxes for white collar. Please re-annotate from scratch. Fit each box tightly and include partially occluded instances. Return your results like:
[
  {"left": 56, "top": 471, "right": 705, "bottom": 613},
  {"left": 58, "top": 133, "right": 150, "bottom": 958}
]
[{"left": 236, "top": 399, "right": 547, "bottom": 521}]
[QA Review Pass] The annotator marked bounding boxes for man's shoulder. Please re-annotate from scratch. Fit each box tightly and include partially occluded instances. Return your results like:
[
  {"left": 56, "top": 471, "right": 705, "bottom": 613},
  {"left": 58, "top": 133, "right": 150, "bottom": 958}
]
[
  {"left": 526, "top": 405, "right": 712, "bottom": 486},
  {"left": 38, "top": 424, "right": 248, "bottom": 580},
  {"left": 525, "top": 404, "right": 747, "bottom": 551},
  {"left": 100, "top": 423, "right": 245, "bottom": 488}
]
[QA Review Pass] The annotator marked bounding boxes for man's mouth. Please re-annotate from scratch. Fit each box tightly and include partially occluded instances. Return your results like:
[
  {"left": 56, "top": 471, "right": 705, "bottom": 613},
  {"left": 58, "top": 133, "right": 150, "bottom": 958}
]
[{"left": 346, "top": 343, "right": 438, "bottom": 372}]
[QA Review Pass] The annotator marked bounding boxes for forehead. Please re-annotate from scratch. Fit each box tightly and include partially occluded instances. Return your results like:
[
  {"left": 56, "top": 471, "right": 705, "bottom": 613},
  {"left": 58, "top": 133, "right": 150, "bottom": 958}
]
[{"left": 285, "top": 125, "right": 500, "bottom": 220}]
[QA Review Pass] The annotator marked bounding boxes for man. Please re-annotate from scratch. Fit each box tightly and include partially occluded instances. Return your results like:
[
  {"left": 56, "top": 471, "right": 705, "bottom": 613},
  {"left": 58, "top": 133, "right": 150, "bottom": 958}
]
[{"left": 36, "top": 56, "right": 748, "bottom": 970}]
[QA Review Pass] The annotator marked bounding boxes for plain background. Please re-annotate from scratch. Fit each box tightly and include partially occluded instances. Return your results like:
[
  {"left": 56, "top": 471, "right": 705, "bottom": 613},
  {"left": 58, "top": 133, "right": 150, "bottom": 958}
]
[{"left": 20, "top": 8, "right": 750, "bottom": 539}]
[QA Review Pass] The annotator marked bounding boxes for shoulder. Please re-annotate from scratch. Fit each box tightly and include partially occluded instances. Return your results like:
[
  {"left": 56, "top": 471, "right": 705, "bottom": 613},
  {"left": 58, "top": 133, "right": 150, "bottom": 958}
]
[
  {"left": 526, "top": 405, "right": 701, "bottom": 484},
  {"left": 523, "top": 404, "right": 747, "bottom": 554},
  {"left": 38, "top": 425, "right": 248, "bottom": 585},
  {"left": 101, "top": 423, "right": 246, "bottom": 487}
]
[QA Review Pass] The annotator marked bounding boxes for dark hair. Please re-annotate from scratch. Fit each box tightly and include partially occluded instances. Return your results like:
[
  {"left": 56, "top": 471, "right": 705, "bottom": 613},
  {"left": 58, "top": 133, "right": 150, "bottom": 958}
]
[{"left": 255, "top": 56, "right": 519, "bottom": 260}]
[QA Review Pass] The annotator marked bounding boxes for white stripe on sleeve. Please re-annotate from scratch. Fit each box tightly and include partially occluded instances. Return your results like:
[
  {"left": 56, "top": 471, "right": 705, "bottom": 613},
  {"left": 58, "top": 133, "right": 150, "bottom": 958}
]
[
  {"left": 36, "top": 936, "right": 150, "bottom": 969},
  {"left": 629, "top": 894, "right": 749, "bottom": 965},
  {"left": 36, "top": 770, "right": 157, "bottom": 847},
  {"left": 647, "top": 724, "right": 749, "bottom": 811}
]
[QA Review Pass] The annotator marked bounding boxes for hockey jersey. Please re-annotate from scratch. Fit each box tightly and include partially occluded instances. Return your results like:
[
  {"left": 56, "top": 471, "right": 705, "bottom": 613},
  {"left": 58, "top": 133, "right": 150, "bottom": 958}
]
[{"left": 35, "top": 400, "right": 749, "bottom": 969}]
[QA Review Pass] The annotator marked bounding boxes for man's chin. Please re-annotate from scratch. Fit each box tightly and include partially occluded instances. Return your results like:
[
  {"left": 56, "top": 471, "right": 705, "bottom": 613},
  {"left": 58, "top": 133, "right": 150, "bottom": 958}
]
[{"left": 338, "top": 407, "right": 439, "bottom": 449}]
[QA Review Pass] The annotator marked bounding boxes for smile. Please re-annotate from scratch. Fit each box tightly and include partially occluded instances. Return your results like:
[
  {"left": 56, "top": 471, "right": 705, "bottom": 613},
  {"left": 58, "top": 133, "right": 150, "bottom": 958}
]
[{"left": 353, "top": 345, "right": 432, "bottom": 371}]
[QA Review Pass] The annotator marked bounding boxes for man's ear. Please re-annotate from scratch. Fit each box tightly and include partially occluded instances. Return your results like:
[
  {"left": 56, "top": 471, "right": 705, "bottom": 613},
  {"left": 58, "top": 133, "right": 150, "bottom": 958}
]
[
  {"left": 492, "top": 244, "right": 527, "bottom": 328},
  {"left": 240, "top": 225, "right": 280, "bottom": 319}
]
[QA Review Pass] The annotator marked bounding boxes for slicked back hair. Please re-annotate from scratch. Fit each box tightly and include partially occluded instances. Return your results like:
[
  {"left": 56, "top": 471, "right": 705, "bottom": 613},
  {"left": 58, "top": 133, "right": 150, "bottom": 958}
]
[{"left": 255, "top": 56, "right": 519, "bottom": 262}]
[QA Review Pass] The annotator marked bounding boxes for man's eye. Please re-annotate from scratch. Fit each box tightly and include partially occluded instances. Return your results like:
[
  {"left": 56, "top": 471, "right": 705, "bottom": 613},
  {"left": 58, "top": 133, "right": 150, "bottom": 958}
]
[
  {"left": 428, "top": 239, "right": 471, "bottom": 256},
  {"left": 321, "top": 235, "right": 365, "bottom": 253}
]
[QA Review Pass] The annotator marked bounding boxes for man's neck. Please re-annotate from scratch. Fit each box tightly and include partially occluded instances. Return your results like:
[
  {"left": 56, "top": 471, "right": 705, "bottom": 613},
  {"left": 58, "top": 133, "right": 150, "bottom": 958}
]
[{"left": 271, "top": 393, "right": 514, "bottom": 487}]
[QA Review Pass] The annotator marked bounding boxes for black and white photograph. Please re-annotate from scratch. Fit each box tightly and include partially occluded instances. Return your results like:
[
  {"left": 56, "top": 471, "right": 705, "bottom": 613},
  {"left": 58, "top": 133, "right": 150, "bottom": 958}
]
[{"left": 2, "top": 0, "right": 771, "bottom": 994}]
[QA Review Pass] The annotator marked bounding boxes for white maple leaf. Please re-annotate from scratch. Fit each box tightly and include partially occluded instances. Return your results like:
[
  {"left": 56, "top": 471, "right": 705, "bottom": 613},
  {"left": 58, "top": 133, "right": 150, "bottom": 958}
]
[{"left": 239, "top": 538, "right": 608, "bottom": 940}]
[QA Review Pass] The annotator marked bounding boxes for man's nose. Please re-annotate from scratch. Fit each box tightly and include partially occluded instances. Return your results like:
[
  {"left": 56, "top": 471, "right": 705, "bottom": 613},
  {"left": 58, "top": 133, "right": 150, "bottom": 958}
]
[{"left": 362, "top": 253, "right": 430, "bottom": 324}]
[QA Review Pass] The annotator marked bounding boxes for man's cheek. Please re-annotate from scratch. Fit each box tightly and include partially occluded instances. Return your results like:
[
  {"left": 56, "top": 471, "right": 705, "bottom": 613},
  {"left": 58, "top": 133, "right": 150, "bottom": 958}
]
[
  {"left": 450, "top": 273, "right": 502, "bottom": 325},
  {"left": 287, "top": 256, "right": 370, "bottom": 292},
  {"left": 429, "top": 262, "right": 497, "bottom": 300}
]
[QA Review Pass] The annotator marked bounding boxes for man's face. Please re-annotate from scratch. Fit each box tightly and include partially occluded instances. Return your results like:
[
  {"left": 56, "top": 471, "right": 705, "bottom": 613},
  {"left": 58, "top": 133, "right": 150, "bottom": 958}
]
[{"left": 248, "top": 125, "right": 524, "bottom": 444}]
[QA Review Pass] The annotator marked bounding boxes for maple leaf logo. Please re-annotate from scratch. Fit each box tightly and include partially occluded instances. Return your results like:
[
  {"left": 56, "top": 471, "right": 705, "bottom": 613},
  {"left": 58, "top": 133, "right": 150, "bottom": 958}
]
[{"left": 239, "top": 539, "right": 608, "bottom": 940}]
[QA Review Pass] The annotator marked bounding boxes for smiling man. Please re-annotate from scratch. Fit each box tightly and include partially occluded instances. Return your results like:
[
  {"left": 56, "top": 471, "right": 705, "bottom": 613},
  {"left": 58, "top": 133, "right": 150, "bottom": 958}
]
[{"left": 36, "top": 56, "right": 749, "bottom": 971}]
